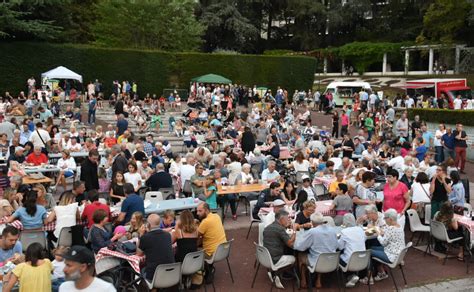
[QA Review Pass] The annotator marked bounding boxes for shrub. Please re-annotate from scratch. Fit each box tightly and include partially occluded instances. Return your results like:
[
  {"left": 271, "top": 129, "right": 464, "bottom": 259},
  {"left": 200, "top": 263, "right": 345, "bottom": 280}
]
[
  {"left": 408, "top": 108, "right": 474, "bottom": 126},
  {"left": 0, "top": 42, "right": 317, "bottom": 96}
]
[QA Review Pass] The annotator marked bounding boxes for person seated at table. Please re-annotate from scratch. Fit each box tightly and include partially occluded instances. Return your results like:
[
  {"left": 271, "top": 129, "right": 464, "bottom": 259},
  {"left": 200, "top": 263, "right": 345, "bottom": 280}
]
[
  {"left": 126, "top": 211, "right": 144, "bottom": 239},
  {"left": 280, "top": 180, "right": 297, "bottom": 204},
  {"left": 0, "top": 226, "right": 23, "bottom": 264},
  {"left": 363, "top": 209, "right": 405, "bottom": 284},
  {"left": 110, "top": 171, "right": 126, "bottom": 204},
  {"left": 137, "top": 213, "right": 175, "bottom": 282},
  {"left": 3, "top": 242, "right": 53, "bottom": 292},
  {"left": 434, "top": 201, "right": 465, "bottom": 259},
  {"left": 448, "top": 171, "right": 465, "bottom": 209},
  {"left": 68, "top": 137, "right": 82, "bottom": 152},
  {"left": 353, "top": 171, "right": 377, "bottom": 219},
  {"left": 116, "top": 183, "right": 145, "bottom": 225},
  {"left": 7, "top": 160, "right": 25, "bottom": 177},
  {"left": 55, "top": 149, "right": 77, "bottom": 189},
  {"left": 294, "top": 200, "right": 316, "bottom": 231},
  {"left": 172, "top": 210, "right": 198, "bottom": 262},
  {"left": 8, "top": 190, "right": 47, "bottom": 230},
  {"left": 294, "top": 212, "right": 338, "bottom": 289},
  {"left": 253, "top": 182, "right": 284, "bottom": 220},
  {"left": 328, "top": 170, "right": 346, "bottom": 198},
  {"left": 82, "top": 190, "right": 111, "bottom": 229},
  {"left": 0, "top": 199, "right": 14, "bottom": 218},
  {"left": 89, "top": 209, "right": 122, "bottom": 253},
  {"left": 321, "top": 160, "right": 335, "bottom": 176},
  {"left": 138, "top": 159, "right": 153, "bottom": 181},
  {"left": 159, "top": 209, "right": 176, "bottom": 232},
  {"left": 191, "top": 163, "right": 207, "bottom": 199},
  {"left": 338, "top": 213, "right": 366, "bottom": 288},
  {"left": 25, "top": 146, "right": 48, "bottom": 166},
  {"left": 33, "top": 184, "right": 56, "bottom": 211},
  {"left": 3, "top": 187, "right": 21, "bottom": 211},
  {"left": 197, "top": 202, "right": 226, "bottom": 258},
  {"left": 296, "top": 175, "right": 318, "bottom": 201},
  {"left": 7, "top": 146, "right": 26, "bottom": 167},
  {"left": 145, "top": 163, "right": 172, "bottom": 192},
  {"left": 357, "top": 204, "right": 385, "bottom": 228},
  {"left": 261, "top": 161, "right": 281, "bottom": 184},
  {"left": 262, "top": 209, "right": 296, "bottom": 289},
  {"left": 46, "top": 191, "right": 80, "bottom": 241},
  {"left": 331, "top": 183, "right": 353, "bottom": 226},
  {"left": 124, "top": 161, "right": 142, "bottom": 193},
  {"left": 292, "top": 190, "right": 308, "bottom": 212},
  {"left": 213, "top": 170, "right": 238, "bottom": 219}
]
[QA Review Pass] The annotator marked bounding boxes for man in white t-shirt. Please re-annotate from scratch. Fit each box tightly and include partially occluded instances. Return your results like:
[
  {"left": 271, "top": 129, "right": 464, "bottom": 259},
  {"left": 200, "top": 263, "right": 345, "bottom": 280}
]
[
  {"left": 453, "top": 95, "right": 463, "bottom": 110},
  {"left": 59, "top": 245, "right": 116, "bottom": 292},
  {"left": 29, "top": 122, "right": 51, "bottom": 149}
]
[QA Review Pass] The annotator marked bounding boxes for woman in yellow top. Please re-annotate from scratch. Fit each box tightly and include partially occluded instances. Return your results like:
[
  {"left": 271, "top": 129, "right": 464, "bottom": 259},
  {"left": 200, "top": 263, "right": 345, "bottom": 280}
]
[{"left": 3, "top": 242, "right": 53, "bottom": 292}]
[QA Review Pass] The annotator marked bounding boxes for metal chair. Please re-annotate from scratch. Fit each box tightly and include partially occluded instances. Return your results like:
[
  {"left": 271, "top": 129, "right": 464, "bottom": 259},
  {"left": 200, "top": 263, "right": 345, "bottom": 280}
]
[
  {"left": 20, "top": 231, "right": 47, "bottom": 252},
  {"left": 246, "top": 200, "right": 261, "bottom": 239},
  {"left": 424, "top": 204, "right": 431, "bottom": 225},
  {"left": 425, "top": 220, "right": 463, "bottom": 264},
  {"left": 406, "top": 209, "right": 430, "bottom": 246},
  {"left": 307, "top": 252, "right": 340, "bottom": 292},
  {"left": 251, "top": 243, "right": 298, "bottom": 291},
  {"left": 57, "top": 227, "right": 72, "bottom": 247},
  {"left": 182, "top": 180, "right": 193, "bottom": 197},
  {"left": 144, "top": 191, "right": 164, "bottom": 203},
  {"left": 205, "top": 239, "right": 234, "bottom": 291},
  {"left": 145, "top": 262, "right": 182, "bottom": 290},
  {"left": 181, "top": 250, "right": 207, "bottom": 292},
  {"left": 372, "top": 242, "right": 412, "bottom": 292},
  {"left": 339, "top": 250, "right": 371, "bottom": 292}
]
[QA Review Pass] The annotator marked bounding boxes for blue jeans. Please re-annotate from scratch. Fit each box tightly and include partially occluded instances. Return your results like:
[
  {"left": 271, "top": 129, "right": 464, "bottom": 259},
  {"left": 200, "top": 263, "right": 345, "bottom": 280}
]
[
  {"left": 88, "top": 110, "right": 96, "bottom": 124},
  {"left": 371, "top": 246, "right": 391, "bottom": 263},
  {"left": 52, "top": 278, "right": 65, "bottom": 292},
  {"left": 435, "top": 146, "right": 444, "bottom": 163}
]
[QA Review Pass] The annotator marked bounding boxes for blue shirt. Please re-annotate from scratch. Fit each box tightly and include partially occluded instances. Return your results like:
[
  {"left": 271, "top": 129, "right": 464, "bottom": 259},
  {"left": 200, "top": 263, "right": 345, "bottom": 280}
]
[
  {"left": 441, "top": 133, "right": 455, "bottom": 150},
  {"left": 13, "top": 205, "right": 47, "bottom": 229},
  {"left": 121, "top": 194, "right": 145, "bottom": 224},
  {"left": 89, "top": 99, "right": 97, "bottom": 112},
  {"left": 209, "top": 119, "right": 222, "bottom": 127},
  {"left": 116, "top": 119, "right": 128, "bottom": 136},
  {"left": 0, "top": 241, "right": 22, "bottom": 263},
  {"left": 422, "top": 131, "right": 434, "bottom": 148},
  {"left": 415, "top": 145, "right": 427, "bottom": 162},
  {"left": 294, "top": 224, "right": 338, "bottom": 267}
]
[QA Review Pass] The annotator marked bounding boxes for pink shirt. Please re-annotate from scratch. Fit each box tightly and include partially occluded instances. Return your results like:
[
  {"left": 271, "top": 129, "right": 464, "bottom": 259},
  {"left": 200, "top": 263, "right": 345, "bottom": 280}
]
[
  {"left": 341, "top": 114, "right": 349, "bottom": 126},
  {"left": 383, "top": 182, "right": 408, "bottom": 214}
]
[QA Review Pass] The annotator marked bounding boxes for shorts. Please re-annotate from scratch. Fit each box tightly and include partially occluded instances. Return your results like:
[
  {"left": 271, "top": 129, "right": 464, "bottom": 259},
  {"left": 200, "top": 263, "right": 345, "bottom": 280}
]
[{"left": 64, "top": 170, "right": 75, "bottom": 178}]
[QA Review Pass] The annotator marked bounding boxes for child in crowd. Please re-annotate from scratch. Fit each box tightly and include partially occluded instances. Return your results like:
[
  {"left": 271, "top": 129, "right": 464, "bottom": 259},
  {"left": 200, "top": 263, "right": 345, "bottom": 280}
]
[
  {"left": 113, "top": 225, "right": 128, "bottom": 242},
  {"left": 51, "top": 246, "right": 68, "bottom": 292},
  {"left": 127, "top": 211, "right": 144, "bottom": 239},
  {"left": 204, "top": 175, "right": 218, "bottom": 209},
  {"left": 98, "top": 168, "right": 111, "bottom": 193},
  {"left": 160, "top": 209, "right": 176, "bottom": 232}
]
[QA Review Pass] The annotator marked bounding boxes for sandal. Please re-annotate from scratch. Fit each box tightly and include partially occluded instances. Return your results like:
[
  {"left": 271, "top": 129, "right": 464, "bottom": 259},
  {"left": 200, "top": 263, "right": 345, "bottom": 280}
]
[{"left": 457, "top": 256, "right": 464, "bottom": 262}]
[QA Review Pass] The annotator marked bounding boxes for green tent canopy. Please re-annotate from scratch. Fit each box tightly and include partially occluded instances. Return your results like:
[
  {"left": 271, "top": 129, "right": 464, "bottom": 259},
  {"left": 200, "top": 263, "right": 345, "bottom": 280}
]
[{"left": 191, "top": 73, "right": 232, "bottom": 84}]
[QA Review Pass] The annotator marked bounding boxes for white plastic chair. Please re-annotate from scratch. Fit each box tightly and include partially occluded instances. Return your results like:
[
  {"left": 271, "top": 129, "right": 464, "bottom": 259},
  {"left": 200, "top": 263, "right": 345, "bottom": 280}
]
[
  {"left": 145, "top": 191, "right": 163, "bottom": 203},
  {"left": 406, "top": 209, "right": 430, "bottom": 246},
  {"left": 145, "top": 262, "right": 182, "bottom": 290},
  {"left": 372, "top": 242, "right": 412, "bottom": 292},
  {"left": 426, "top": 220, "right": 463, "bottom": 264},
  {"left": 20, "top": 231, "right": 47, "bottom": 252},
  {"left": 251, "top": 243, "right": 297, "bottom": 290},
  {"left": 205, "top": 239, "right": 234, "bottom": 290},
  {"left": 181, "top": 250, "right": 207, "bottom": 292},
  {"left": 246, "top": 200, "right": 261, "bottom": 239},
  {"left": 464, "top": 203, "right": 472, "bottom": 214},
  {"left": 339, "top": 250, "right": 371, "bottom": 292},
  {"left": 57, "top": 227, "right": 72, "bottom": 247},
  {"left": 307, "top": 252, "right": 340, "bottom": 291},
  {"left": 159, "top": 187, "right": 175, "bottom": 200},
  {"left": 323, "top": 216, "right": 335, "bottom": 227}
]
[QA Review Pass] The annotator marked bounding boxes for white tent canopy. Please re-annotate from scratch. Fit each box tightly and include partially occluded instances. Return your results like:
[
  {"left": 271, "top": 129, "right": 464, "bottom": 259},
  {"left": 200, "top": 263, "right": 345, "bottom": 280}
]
[{"left": 41, "top": 66, "right": 83, "bottom": 83}]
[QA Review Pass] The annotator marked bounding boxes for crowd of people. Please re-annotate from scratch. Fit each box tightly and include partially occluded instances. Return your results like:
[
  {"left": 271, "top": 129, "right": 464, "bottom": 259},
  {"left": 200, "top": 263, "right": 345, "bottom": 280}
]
[{"left": 0, "top": 77, "right": 471, "bottom": 291}]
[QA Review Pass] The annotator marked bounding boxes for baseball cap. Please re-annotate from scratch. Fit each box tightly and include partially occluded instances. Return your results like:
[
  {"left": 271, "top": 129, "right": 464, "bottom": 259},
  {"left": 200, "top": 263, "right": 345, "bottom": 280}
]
[
  {"left": 62, "top": 245, "right": 95, "bottom": 264},
  {"left": 273, "top": 199, "right": 285, "bottom": 207},
  {"left": 301, "top": 174, "right": 310, "bottom": 181}
]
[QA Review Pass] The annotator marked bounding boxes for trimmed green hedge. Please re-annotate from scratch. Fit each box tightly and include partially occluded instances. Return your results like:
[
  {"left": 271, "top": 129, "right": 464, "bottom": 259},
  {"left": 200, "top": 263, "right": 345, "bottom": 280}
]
[
  {"left": 0, "top": 42, "right": 317, "bottom": 96},
  {"left": 408, "top": 108, "right": 474, "bottom": 126}
]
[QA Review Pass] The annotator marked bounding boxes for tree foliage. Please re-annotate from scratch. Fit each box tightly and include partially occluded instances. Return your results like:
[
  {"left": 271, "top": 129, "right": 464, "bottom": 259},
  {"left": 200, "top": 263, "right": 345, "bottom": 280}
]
[{"left": 92, "top": 0, "right": 203, "bottom": 51}]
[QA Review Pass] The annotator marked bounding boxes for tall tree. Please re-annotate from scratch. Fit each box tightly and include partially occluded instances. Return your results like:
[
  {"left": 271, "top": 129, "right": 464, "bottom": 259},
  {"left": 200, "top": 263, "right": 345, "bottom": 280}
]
[
  {"left": 92, "top": 0, "right": 203, "bottom": 51},
  {"left": 200, "top": 0, "right": 259, "bottom": 53}
]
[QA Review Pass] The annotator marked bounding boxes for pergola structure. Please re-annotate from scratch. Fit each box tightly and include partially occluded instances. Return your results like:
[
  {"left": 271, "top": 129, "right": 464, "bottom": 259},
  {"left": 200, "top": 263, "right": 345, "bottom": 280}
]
[{"left": 401, "top": 44, "right": 466, "bottom": 75}]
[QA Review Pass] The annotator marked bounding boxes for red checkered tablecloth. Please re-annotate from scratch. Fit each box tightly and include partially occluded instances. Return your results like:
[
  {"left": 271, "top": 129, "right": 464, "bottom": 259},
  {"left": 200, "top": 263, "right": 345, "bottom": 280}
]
[
  {"left": 315, "top": 200, "right": 336, "bottom": 216},
  {"left": 312, "top": 176, "right": 333, "bottom": 189},
  {"left": 455, "top": 214, "right": 474, "bottom": 246},
  {"left": 96, "top": 245, "right": 145, "bottom": 274}
]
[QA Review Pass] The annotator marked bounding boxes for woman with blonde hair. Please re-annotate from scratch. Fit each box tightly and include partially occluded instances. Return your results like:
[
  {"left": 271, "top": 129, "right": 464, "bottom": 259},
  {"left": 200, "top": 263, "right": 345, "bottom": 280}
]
[
  {"left": 46, "top": 191, "right": 79, "bottom": 239},
  {"left": 172, "top": 210, "right": 198, "bottom": 262},
  {"left": 126, "top": 211, "right": 144, "bottom": 239},
  {"left": 33, "top": 184, "right": 56, "bottom": 211},
  {"left": 4, "top": 187, "right": 21, "bottom": 211}
]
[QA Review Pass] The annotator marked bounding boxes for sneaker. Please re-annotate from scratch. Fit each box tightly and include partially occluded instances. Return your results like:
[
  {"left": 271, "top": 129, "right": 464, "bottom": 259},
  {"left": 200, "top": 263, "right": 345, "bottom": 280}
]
[
  {"left": 374, "top": 272, "right": 389, "bottom": 282},
  {"left": 359, "top": 277, "right": 374, "bottom": 285},
  {"left": 345, "top": 275, "right": 359, "bottom": 288},
  {"left": 274, "top": 276, "right": 285, "bottom": 289},
  {"left": 267, "top": 272, "right": 274, "bottom": 283}
]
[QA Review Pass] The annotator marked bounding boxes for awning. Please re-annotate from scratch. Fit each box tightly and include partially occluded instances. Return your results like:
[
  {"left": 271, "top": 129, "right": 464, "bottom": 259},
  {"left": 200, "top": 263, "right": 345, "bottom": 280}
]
[
  {"left": 41, "top": 66, "right": 83, "bottom": 83},
  {"left": 397, "top": 84, "right": 435, "bottom": 89},
  {"left": 191, "top": 73, "right": 232, "bottom": 84}
]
